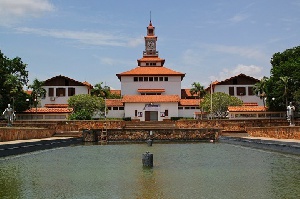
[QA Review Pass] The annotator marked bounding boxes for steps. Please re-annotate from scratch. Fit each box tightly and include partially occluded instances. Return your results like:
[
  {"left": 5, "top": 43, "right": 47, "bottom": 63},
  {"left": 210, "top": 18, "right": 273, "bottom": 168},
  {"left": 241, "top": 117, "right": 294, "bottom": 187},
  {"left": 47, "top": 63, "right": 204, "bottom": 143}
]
[{"left": 124, "top": 121, "right": 177, "bottom": 130}]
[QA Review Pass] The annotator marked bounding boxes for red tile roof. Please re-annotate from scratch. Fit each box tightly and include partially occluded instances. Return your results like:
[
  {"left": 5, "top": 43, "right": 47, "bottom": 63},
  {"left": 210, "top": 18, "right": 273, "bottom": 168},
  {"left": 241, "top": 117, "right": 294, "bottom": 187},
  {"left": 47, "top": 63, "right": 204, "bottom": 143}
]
[
  {"left": 179, "top": 99, "right": 200, "bottom": 106},
  {"left": 122, "top": 95, "right": 180, "bottom": 103},
  {"left": 116, "top": 66, "right": 185, "bottom": 80},
  {"left": 44, "top": 104, "right": 68, "bottom": 108},
  {"left": 137, "top": 89, "right": 165, "bottom": 93},
  {"left": 228, "top": 106, "right": 267, "bottom": 112},
  {"left": 24, "top": 107, "right": 73, "bottom": 113},
  {"left": 137, "top": 56, "right": 165, "bottom": 65},
  {"left": 181, "top": 89, "right": 198, "bottom": 98},
  {"left": 110, "top": 90, "right": 121, "bottom": 95},
  {"left": 105, "top": 99, "right": 123, "bottom": 107}
]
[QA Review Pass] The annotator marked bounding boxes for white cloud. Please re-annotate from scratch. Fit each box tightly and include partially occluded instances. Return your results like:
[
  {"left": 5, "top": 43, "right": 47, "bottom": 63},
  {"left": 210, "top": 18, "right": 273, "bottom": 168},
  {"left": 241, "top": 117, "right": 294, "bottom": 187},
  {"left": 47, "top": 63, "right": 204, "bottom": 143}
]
[
  {"left": 0, "top": 0, "right": 54, "bottom": 25},
  {"left": 229, "top": 13, "right": 249, "bottom": 23},
  {"left": 16, "top": 27, "right": 142, "bottom": 47},
  {"left": 205, "top": 44, "right": 268, "bottom": 61},
  {"left": 209, "top": 64, "right": 262, "bottom": 82},
  {"left": 127, "top": 35, "right": 144, "bottom": 47}
]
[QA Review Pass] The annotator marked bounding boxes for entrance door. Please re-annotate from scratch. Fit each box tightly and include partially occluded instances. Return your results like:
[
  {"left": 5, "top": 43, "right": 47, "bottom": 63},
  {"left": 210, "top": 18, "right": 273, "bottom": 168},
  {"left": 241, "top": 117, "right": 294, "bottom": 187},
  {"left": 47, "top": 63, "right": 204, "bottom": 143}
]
[{"left": 145, "top": 111, "right": 158, "bottom": 121}]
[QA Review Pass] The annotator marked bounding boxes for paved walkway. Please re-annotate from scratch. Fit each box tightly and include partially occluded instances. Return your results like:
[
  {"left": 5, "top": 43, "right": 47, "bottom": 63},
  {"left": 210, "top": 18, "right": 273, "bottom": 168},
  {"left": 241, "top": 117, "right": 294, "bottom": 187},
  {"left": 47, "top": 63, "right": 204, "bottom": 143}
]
[{"left": 0, "top": 137, "right": 75, "bottom": 145}]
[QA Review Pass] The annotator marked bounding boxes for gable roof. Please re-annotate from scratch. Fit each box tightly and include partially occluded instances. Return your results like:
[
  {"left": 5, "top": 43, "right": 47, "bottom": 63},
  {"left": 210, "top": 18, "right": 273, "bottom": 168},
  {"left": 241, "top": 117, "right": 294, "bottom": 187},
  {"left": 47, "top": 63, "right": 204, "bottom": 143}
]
[
  {"left": 214, "top": 73, "right": 259, "bottom": 85},
  {"left": 116, "top": 67, "right": 185, "bottom": 80},
  {"left": 122, "top": 95, "right": 180, "bottom": 103},
  {"left": 44, "top": 75, "right": 93, "bottom": 88}
]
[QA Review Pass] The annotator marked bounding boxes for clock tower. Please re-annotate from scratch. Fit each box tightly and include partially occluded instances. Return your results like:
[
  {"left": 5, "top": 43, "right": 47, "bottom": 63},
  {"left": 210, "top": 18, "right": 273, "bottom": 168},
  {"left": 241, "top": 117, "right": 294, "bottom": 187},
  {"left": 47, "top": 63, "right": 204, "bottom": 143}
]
[{"left": 144, "top": 21, "right": 158, "bottom": 56}]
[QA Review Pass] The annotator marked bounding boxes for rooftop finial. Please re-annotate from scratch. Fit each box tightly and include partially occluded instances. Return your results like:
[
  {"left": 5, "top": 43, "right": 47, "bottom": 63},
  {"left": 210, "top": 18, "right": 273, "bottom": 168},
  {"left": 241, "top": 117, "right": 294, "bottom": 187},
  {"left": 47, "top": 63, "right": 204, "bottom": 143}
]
[{"left": 150, "top": 11, "right": 152, "bottom": 23}]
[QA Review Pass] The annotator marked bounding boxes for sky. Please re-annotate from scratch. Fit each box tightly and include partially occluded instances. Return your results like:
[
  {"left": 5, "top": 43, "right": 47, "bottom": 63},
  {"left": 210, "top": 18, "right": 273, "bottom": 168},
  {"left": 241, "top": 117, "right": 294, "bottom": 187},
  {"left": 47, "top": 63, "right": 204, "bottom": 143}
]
[{"left": 0, "top": 0, "right": 299, "bottom": 90}]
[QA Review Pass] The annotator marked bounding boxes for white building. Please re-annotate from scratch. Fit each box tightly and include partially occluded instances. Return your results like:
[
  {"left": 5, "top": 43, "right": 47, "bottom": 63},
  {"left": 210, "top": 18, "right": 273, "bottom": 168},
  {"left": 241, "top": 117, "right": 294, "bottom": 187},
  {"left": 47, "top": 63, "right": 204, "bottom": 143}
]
[
  {"left": 209, "top": 74, "right": 263, "bottom": 106},
  {"left": 41, "top": 75, "right": 92, "bottom": 107},
  {"left": 106, "top": 21, "right": 200, "bottom": 121}
]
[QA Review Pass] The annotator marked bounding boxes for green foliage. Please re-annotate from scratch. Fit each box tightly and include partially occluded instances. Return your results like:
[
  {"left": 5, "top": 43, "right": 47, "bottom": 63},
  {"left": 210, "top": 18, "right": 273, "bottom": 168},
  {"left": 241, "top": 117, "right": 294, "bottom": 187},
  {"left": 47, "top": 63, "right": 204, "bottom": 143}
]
[
  {"left": 28, "top": 78, "right": 46, "bottom": 108},
  {"left": 253, "top": 76, "right": 268, "bottom": 107},
  {"left": 68, "top": 94, "right": 105, "bottom": 120},
  {"left": 266, "top": 46, "right": 300, "bottom": 110},
  {"left": 0, "top": 50, "right": 29, "bottom": 111},
  {"left": 91, "top": 82, "right": 121, "bottom": 99},
  {"left": 200, "top": 92, "right": 243, "bottom": 118},
  {"left": 69, "top": 109, "right": 92, "bottom": 120},
  {"left": 190, "top": 82, "right": 206, "bottom": 98}
]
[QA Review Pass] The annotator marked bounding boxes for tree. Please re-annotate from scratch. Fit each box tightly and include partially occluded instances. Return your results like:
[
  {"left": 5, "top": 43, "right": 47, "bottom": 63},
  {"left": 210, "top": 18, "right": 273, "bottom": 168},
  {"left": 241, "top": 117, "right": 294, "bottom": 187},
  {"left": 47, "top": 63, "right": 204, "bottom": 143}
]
[
  {"left": 68, "top": 94, "right": 105, "bottom": 120},
  {"left": 0, "top": 50, "right": 29, "bottom": 112},
  {"left": 266, "top": 46, "right": 300, "bottom": 110},
  {"left": 253, "top": 76, "right": 268, "bottom": 107},
  {"left": 91, "top": 82, "right": 121, "bottom": 99},
  {"left": 190, "top": 82, "right": 206, "bottom": 98},
  {"left": 28, "top": 78, "right": 46, "bottom": 108},
  {"left": 200, "top": 92, "right": 243, "bottom": 118}
]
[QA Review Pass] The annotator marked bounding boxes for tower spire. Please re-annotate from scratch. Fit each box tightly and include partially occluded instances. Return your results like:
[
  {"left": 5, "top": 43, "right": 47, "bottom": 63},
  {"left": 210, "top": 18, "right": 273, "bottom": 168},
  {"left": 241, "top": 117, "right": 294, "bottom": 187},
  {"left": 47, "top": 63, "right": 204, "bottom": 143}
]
[{"left": 150, "top": 11, "right": 152, "bottom": 23}]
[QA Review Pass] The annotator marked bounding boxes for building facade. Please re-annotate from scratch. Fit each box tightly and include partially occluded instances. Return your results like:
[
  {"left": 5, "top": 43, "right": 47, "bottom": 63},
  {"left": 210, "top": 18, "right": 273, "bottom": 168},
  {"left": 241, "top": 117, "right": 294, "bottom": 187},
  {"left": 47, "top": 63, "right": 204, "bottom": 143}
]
[
  {"left": 209, "top": 74, "right": 263, "bottom": 106},
  {"left": 107, "top": 21, "right": 200, "bottom": 121}
]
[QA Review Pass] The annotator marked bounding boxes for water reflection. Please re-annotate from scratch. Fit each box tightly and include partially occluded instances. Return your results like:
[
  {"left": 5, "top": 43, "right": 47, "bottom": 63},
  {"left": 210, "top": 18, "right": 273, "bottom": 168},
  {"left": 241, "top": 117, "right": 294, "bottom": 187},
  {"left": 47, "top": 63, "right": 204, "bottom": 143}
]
[{"left": 0, "top": 143, "right": 299, "bottom": 199}]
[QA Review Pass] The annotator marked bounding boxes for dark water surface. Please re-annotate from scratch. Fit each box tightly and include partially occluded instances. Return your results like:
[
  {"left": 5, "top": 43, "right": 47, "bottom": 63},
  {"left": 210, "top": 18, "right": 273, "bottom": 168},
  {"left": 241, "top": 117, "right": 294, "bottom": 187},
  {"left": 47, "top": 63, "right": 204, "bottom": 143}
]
[{"left": 0, "top": 142, "right": 299, "bottom": 199}]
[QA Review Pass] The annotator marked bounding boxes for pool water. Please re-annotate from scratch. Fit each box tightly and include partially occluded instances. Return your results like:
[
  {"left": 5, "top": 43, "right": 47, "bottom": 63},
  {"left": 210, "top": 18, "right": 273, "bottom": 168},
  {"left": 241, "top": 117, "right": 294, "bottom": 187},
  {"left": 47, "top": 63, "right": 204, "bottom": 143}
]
[{"left": 0, "top": 142, "right": 299, "bottom": 199}]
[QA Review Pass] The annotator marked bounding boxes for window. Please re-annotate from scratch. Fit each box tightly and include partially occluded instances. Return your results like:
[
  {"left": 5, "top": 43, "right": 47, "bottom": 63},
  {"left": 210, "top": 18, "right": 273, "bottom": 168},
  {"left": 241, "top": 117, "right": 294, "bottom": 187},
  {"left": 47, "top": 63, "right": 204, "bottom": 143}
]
[
  {"left": 149, "top": 77, "right": 153, "bottom": 81},
  {"left": 113, "top": 107, "right": 118, "bottom": 110},
  {"left": 237, "top": 87, "right": 246, "bottom": 96},
  {"left": 164, "top": 77, "right": 168, "bottom": 81},
  {"left": 248, "top": 87, "right": 254, "bottom": 95},
  {"left": 159, "top": 77, "right": 163, "bottom": 81},
  {"left": 229, "top": 87, "right": 234, "bottom": 96},
  {"left": 154, "top": 77, "right": 158, "bottom": 81},
  {"left": 144, "top": 77, "right": 148, "bottom": 81},
  {"left": 178, "top": 107, "right": 183, "bottom": 109},
  {"left": 68, "top": 87, "right": 75, "bottom": 96},
  {"left": 165, "top": 110, "right": 168, "bottom": 117},
  {"left": 135, "top": 110, "right": 138, "bottom": 117},
  {"left": 108, "top": 107, "right": 111, "bottom": 110},
  {"left": 185, "top": 107, "right": 190, "bottom": 109},
  {"left": 139, "top": 77, "right": 143, "bottom": 81},
  {"left": 56, "top": 88, "right": 66, "bottom": 97},
  {"left": 119, "top": 107, "right": 124, "bottom": 110},
  {"left": 134, "top": 77, "right": 138, "bottom": 82},
  {"left": 48, "top": 88, "right": 54, "bottom": 97}
]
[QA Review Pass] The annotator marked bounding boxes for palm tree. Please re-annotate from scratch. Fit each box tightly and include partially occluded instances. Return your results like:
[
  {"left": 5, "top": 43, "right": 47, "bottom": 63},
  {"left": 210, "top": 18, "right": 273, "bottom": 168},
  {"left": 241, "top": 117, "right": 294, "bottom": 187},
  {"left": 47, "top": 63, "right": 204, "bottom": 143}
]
[
  {"left": 253, "top": 76, "right": 268, "bottom": 107},
  {"left": 279, "top": 76, "right": 289, "bottom": 107},
  {"left": 28, "top": 78, "right": 46, "bottom": 108},
  {"left": 190, "top": 82, "right": 206, "bottom": 99}
]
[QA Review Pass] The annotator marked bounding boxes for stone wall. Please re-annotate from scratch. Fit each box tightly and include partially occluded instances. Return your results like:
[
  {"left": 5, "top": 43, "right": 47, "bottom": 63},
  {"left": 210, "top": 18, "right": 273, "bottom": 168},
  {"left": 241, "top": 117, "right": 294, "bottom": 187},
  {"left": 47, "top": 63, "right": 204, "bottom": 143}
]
[
  {"left": 0, "top": 127, "right": 55, "bottom": 142},
  {"left": 246, "top": 126, "right": 300, "bottom": 139},
  {"left": 83, "top": 128, "right": 220, "bottom": 142}
]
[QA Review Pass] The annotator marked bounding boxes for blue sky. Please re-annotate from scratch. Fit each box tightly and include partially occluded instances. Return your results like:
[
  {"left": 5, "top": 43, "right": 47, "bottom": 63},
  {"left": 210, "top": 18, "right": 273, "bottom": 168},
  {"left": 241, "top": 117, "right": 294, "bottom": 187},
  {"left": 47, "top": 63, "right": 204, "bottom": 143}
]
[{"left": 0, "top": 0, "right": 299, "bottom": 89}]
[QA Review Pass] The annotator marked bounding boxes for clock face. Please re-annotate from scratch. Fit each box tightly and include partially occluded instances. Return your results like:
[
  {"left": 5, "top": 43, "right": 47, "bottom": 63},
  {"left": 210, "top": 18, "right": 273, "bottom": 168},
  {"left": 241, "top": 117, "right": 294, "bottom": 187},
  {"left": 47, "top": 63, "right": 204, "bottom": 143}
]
[{"left": 147, "top": 41, "right": 155, "bottom": 49}]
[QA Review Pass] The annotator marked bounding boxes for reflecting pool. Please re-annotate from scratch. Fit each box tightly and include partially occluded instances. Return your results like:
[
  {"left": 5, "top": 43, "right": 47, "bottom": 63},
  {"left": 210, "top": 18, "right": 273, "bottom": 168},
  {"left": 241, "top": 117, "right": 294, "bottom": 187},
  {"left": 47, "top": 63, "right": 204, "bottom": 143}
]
[{"left": 0, "top": 142, "right": 300, "bottom": 199}]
